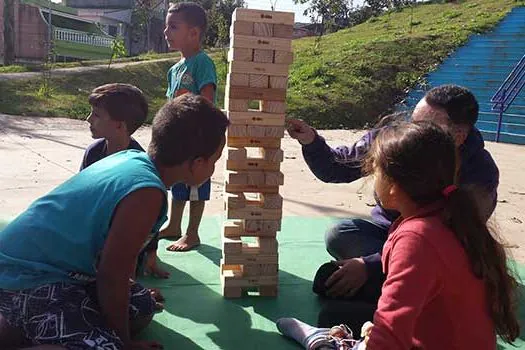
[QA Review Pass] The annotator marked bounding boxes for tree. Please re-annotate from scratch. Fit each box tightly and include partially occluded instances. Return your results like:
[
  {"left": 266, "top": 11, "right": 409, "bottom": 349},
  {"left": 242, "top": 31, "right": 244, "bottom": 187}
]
[
  {"left": 3, "top": 0, "right": 15, "bottom": 65},
  {"left": 293, "top": 0, "right": 350, "bottom": 36}
]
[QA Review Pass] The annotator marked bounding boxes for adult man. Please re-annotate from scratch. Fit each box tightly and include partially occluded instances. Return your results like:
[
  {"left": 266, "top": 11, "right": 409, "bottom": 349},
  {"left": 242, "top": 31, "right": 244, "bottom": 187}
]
[{"left": 288, "top": 85, "right": 499, "bottom": 307}]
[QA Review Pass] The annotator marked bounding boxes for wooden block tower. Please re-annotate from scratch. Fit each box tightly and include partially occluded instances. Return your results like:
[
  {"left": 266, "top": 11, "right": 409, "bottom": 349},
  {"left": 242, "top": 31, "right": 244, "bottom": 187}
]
[{"left": 220, "top": 8, "right": 294, "bottom": 298}]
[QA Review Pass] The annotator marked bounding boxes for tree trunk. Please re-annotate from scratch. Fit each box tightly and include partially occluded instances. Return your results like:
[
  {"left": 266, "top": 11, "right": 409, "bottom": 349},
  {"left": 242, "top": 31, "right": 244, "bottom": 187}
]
[{"left": 4, "top": 0, "right": 15, "bottom": 65}]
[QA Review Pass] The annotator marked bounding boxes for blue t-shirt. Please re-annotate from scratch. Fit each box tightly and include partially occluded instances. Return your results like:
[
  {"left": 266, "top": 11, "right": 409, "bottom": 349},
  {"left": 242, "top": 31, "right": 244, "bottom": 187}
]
[
  {"left": 0, "top": 151, "right": 168, "bottom": 290},
  {"left": 166, "top": 50, "right": 217, "bottom": 103},
  {"left": 80, "top": 138, "right": 144, "bottom": 171}
]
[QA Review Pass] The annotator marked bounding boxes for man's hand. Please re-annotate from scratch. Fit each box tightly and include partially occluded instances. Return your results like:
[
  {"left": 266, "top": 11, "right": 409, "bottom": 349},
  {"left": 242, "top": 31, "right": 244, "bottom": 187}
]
[
  {"left": 144, "top": 252, "right": 170, "bottom": 279},
  {"left": 129, "top": 340, "right": 164, "bottom": 349},
  {"left": 286, "top": 119, "right": 316, "bottom": 145},
  {"left": 325, "top": 258, "right": 368, "bottom": 298}
]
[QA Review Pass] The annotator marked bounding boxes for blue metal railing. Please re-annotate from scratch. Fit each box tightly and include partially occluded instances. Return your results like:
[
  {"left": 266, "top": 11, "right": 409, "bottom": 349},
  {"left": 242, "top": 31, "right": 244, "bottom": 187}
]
[{"left": 491, "top": 54, "right": 525, "bottom": 142}]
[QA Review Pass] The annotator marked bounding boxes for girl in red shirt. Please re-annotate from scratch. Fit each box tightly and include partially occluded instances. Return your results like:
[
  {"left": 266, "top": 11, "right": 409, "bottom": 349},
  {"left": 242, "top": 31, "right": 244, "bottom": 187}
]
[
  {"left": 277, "top": 121, "right": 519, "bottom": 350},
  {"left": 361, "top": 120, "right": 519, "bottom": 349}
]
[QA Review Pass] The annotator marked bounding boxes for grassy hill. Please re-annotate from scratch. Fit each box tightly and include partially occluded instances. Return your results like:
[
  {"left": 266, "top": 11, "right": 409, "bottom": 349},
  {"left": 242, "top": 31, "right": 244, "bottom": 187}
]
[{"left": 0, "top": 0, "right": 523, "bottom": 128}]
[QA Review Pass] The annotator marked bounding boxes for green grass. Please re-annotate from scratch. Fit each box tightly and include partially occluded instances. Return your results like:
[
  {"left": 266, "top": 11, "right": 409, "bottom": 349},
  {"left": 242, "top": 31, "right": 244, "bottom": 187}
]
[
  {"left": 0, "top": 65, "right": 30, "bottom": 73},
  {"left": 286, "top": 0, "right": 524, "bottom": 128},
  {"left": 0, "top": 0, "right": 523, "bottom": 128},
  {"left": 54, "top": 40, "right": 113, "bottom": 60}
]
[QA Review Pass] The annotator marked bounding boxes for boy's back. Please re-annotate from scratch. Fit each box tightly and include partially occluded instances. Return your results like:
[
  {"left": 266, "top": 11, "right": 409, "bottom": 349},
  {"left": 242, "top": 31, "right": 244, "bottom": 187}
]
[
  {"left": 0, "top": 150, "right": 167, "bottom": 290},
  {"left": 80, "top": 137, "right": 144, "bottom": 171}
]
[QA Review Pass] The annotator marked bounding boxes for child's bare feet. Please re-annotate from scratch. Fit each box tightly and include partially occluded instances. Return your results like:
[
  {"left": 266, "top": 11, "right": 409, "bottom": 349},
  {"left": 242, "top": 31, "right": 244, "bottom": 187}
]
[
  {"left": 144, "top": 253, "right": 170, "bottom": 279},
  {"left": 149, "top": 288, "right": 165, "bottom": 302},
  {"left": 158, "top": 226, "right": 182, "bottom": 240},
  {"left": 166, "top": 234, "right": 200, "bottom": 252}
]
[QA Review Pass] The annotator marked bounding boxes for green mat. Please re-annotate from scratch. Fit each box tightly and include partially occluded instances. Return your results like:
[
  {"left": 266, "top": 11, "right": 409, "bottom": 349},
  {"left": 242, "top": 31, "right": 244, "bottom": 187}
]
[{"left": 1, "top": 217, "right": 524, "bottom": 349}]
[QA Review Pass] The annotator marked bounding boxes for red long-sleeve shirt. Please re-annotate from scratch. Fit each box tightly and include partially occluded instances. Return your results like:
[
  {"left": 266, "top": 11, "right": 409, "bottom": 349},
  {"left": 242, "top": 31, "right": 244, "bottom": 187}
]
[{"left": 367, "top": 203, "right": 496, "bottom": 350}]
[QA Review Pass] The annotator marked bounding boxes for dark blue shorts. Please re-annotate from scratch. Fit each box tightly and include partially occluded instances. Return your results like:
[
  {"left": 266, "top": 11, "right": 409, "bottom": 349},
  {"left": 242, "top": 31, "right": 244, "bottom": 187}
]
[
  {"left": 0, "top": 281, "right": 155, "bottom": 349},
  {"left": 171, "top": 178, "right": 211, "bottom": 201}
]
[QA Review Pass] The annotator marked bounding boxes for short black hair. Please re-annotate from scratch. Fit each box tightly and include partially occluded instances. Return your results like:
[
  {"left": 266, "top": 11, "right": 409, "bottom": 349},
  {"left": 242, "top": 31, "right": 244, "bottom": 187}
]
[
  {"left": 148, "top": 94, "right": 229, "bottom": 166},
  {"left": 424, "top": 84, "right": 479, "bottom": 126},
  {"left": 88, "top": 83, "right": 148, "bottom": 134},
  {"left": 168, "top": 2, "right": 207, "bottom": 40}
]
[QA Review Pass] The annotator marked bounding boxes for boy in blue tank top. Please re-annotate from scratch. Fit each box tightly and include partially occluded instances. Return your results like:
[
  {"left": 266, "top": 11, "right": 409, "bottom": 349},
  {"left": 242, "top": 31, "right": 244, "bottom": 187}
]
[
  {"left": 80, "top": 83, "right": 169, "bottom": 280},
  {"left": 0, "top": 94, "right": 229, "bottom": 349},
  {"left": 159, "top": 2, "right": 218, "bottom": 252}
]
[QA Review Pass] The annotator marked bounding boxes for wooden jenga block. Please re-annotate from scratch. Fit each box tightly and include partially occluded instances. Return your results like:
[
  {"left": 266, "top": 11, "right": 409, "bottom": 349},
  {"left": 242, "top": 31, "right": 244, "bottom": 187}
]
[
  {"left": 264, "top": 126, "right": 286, "bottom": 138},
  {"left": 222, "top": 237, "right": 278, "bottom": 255},
  {"left": 226, "top": 99, "right": 249, "bottom": 112},
  {"left": 253, "top": 49, "right": 274, "bottom": 63},
  {"left": 227, "top": 147, "right": 247, "bottom": 161},
  {"left": 244, "top": 219, "right": 281, "bottom": 233},
  {"left": 228, "top": 48, "right": 253, "bottom": 62},
  {"left": 226, "top": 171, "right": 248, "bottom": 185},
  {"left": 222, "top": 272, "right": 278, "bottom": 288},
  {"left": 223, "top": 220, "right": 278, "bottom": 238},
  {"left": 247, "top": 171, "right": 266, "bottom": 185},
  {"left": 253, "top": 22, "right": 273, "bottom": 37},
  {"left": 264, "top": 171, "right": 284, "bottom": 186},
  {"left": 249, "top": 74, "right": 269, "bottom": 88},
  {"left": 227, "top": 158, "right": 281, "bottom": 172},
  {"left": 228, "top": 73, "right": 250, "bottom": 87},
  {"left": 223, "top": 236, "right": 243, "bottom": 254},
  {"left": 246, "top": 126, "right": 266, "bottom": 138},
  {"left": 258, "top": 148, "right": 284, "bottom": 162},
  {"left": 273, "top": 24, "right": 294, "bottom": 39},
  {"left": 228, "top": 125, "right": 248, "bottom": 137},
  {"left": 269, "top": 76, "right": 288, "bottom": 89},
  {"left": 260, "top": 193, "right": 283, "bottom": 209},
  {"left": 225, "top": 183, "right": 280, "bottom": 194},
  {"left": 230, "top": 61, "right": 289, "bottom": 76},
  {"left": 274, "top": 51, "right": 294, "bottom": 64},
  {"left": 222, "top": 254, "right": 279, "bottom": 265},
  {"left": 225, "top": 192, "right": 246, "bottom": 209},
  {"left": 256, "top": 237, "right": 278, "bottom": 254},
  {"left": 228, "top": 111, "right": 286, "bottom": 126},
  {"left": 231, "top": 35, "right": 292, "bottom": 52},
  {"left": 233, "top": 8, "right": 294, "bottom": 25},
  {"left": 231, "top": 20, "right": 254, "bottom": 35},
  {"left": 223, "top": 286, "right": 243, "bottom": 298},
  {"left": 228, "top": 86, "right": 286, "bottom": 101},
  {"left": 261, "top": 101, "right": 287, "bottom": 114},
  {"left": 259, "top": 285, "right": 278, "bottom": 297},
  {"left": 243, "top": 263, "right": 279, "bottom": 277},
  {"left": 227, "top": 136, "right": 281, "bottom": 148},
  {"left": 223, "top": 220, "right": 244, "bottom": 237}
]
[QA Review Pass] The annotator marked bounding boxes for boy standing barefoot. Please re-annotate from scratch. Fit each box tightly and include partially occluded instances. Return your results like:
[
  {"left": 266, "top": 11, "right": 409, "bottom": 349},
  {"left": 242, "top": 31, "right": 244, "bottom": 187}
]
[{"left": 159, "top": 2, "right": 218, "bottom": 252}]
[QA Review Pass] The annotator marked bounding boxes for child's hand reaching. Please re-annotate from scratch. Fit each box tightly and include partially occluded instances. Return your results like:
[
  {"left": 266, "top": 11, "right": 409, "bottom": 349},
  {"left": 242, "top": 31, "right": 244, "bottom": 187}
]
[{"left": 144, "top": 251, "right": 170, "bottom": 279}]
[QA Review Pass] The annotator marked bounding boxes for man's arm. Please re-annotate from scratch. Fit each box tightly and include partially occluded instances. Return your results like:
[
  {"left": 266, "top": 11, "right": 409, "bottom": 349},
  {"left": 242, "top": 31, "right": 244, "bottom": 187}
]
[
  {"left": 97, "top": 187, "right": 164, "bottom": 347},
  {"left": 287, "top": 119, "right": 376, "bottom": 184},
  {"left": 302, "top": 131, "right": 373, "bottom": 183}
]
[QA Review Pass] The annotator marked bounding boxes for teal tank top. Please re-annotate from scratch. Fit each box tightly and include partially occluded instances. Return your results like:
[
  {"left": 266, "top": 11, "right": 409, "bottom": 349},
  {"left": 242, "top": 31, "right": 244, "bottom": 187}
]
[{"left": 0, "top": 150, "right": 167, "bottom": 290}]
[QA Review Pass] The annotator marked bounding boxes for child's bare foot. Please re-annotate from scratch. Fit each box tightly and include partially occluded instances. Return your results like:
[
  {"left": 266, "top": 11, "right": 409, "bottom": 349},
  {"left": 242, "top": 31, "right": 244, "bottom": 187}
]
[
  {"left": 149, "top": 288, "right": 165, "bottom": 302},
  {"left": 166, "top": 234, "right": 200, "bottom": 252},
  {"left": 158, "top": 226, "right": 182, "bottom": 240}
]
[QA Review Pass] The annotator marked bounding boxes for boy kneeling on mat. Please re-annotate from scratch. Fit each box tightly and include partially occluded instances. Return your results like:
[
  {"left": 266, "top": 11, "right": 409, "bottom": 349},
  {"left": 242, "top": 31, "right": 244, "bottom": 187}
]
[{"left": 0, "top": 94, "right": 228, "bottom": 349}]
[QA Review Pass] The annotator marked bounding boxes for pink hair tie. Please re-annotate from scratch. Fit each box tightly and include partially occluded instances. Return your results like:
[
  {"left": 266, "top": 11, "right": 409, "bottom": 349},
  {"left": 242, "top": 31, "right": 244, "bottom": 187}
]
[{"left": 442, "top": 184, "right": 458, "bottom": 197}]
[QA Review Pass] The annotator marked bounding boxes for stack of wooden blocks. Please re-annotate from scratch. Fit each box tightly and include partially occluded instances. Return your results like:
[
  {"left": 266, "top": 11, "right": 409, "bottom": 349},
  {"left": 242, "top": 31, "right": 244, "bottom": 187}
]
[{"left": 220, "top": 8, "right": 295, "bottom": 298}]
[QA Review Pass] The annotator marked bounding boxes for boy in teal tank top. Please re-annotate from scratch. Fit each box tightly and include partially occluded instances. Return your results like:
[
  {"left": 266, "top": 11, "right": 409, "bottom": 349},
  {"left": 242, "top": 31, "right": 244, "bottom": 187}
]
[
  {"left": 0, "top": 94, "right": 229, "bottom": 349},
  {"left": 159, "top": 2, "right": 218, "bottom": 252}
]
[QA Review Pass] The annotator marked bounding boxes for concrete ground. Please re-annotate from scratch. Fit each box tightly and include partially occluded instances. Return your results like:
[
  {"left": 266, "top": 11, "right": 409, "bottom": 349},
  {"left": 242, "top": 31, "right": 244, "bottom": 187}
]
[{"left": 1, "top": 113, "right": 524, "bottom": 263}]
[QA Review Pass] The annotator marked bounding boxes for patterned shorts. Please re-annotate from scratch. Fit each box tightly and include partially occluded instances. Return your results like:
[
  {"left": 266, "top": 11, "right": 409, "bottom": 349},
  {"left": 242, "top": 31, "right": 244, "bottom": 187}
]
[
  {"left": 171, "top": 178, "right": 211, "bottom": 201},
  {"left": 0, "top": 281, "right": 155, "bottom": 349}
]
